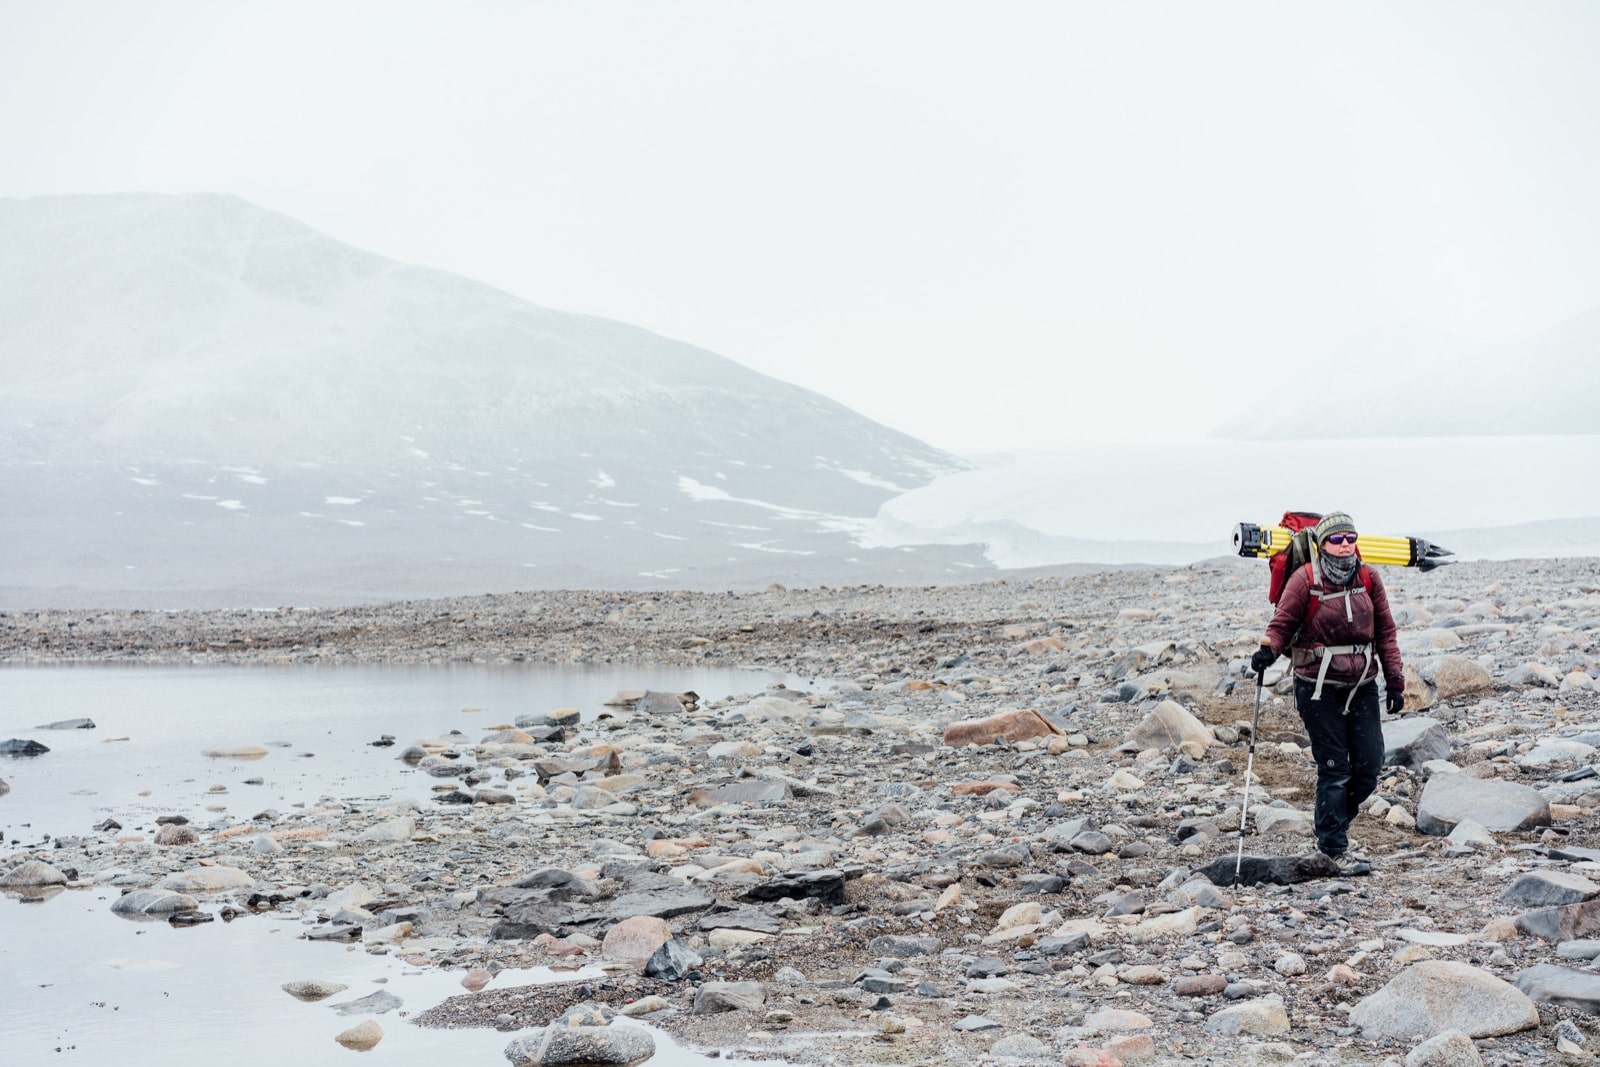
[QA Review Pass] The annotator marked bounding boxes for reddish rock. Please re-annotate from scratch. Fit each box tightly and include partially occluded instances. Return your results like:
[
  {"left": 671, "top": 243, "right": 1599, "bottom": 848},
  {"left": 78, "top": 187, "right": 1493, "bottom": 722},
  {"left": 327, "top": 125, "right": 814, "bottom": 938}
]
[{"left": 943, "top": 709, "right": 1063, "bottom": 748}]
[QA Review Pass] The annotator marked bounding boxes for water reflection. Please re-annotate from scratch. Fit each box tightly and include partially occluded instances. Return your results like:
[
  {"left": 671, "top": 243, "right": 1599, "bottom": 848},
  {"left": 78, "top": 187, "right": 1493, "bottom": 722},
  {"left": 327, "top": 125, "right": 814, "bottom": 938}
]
[{"left": 0, "top": 664, "right": 798, "bottom": 1066}]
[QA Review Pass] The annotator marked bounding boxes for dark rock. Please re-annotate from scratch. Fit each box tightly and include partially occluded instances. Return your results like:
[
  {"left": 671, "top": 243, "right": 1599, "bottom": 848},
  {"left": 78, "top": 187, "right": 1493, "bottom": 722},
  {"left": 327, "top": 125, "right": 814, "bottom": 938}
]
[
  {"left": 1502, "top": 871, "right": 1600, "bottom": 908},
  {"left": 644, "top": 938, "right": 703, "bottom": 981},
  {"left": 1014, "top": 874, "right": 1066, "bottom": 894},
  {"left": 740, "top": 868, "right": 860, "bottom": 906},
  {"left": 1381, "top": 717, "right": 1450, "bottom": 768},
  {"left": 965, "top": 956, "right": 1009, "bottom": 978},
  {"left": 1196, "top": 852, "right": 1340, "bottom": 887},
  {"left": 857, "top": 970, "right": 907, "bottom": 994},
  {"left": 35, "top": 718, "right": 95, "bottom": 730},
  {"left": 1104, "top": 890, "right": 1144, "bottom": 917},
  {"left": 1037, "top": 932, "right": 1091, "bottom": 956},
  {"left": 0, "top": 739, "right": 49, "bottom": 757}
]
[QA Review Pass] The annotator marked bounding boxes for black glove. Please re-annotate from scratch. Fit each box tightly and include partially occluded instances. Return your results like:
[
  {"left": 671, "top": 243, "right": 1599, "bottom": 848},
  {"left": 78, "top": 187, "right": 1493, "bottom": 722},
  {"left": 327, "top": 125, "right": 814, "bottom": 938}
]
[
  {"left": 1249, "top": 647, "right": 1276, "bottom": 675},
  {"left": 1386, "top": 690, "right": 1405, "bottom": 713}
]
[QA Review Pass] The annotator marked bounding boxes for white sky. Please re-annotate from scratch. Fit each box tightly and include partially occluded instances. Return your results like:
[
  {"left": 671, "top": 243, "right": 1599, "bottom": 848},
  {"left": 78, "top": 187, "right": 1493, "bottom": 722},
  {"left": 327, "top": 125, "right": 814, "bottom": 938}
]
[{"left": 5, "top": 1, "right": 1599, "bottom": 453}]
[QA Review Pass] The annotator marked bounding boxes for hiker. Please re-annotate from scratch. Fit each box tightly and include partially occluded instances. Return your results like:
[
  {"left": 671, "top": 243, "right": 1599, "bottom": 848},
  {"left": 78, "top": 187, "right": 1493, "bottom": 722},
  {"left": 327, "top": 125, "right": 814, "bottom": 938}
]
[{"left": 1250, "top": 511, "right": 1404, "bottom": 863}]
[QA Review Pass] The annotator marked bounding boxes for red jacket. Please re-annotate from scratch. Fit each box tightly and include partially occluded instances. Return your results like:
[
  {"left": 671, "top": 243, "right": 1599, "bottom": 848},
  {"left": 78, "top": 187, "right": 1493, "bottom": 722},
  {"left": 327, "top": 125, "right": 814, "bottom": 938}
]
[{"left": 1263, "top": 560, "right": 1403, "bottom": 694}]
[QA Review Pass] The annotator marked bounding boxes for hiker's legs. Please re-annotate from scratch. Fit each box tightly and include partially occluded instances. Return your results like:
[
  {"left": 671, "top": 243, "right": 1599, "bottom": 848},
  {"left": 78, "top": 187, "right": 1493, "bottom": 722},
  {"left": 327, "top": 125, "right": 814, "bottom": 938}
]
[
  {"left": 1295, "top": 678, "right": 1359, "bottom": 856},
  {"left": 1343, "top": 684, "right": 1383, "bottom": 823}
]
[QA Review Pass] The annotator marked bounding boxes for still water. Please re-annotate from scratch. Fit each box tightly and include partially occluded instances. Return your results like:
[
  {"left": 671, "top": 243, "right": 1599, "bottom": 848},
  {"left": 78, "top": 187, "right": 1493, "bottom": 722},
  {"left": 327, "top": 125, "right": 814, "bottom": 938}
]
[{"left": 0, "top": 664, "right": 799, "bottom": 1067}]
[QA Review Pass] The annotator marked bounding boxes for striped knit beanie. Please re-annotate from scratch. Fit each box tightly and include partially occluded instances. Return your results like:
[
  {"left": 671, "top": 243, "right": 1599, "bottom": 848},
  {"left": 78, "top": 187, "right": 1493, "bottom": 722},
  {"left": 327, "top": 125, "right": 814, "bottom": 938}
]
[{"left": 1313, "top": 511, "right": 1356, "bottom": 546}]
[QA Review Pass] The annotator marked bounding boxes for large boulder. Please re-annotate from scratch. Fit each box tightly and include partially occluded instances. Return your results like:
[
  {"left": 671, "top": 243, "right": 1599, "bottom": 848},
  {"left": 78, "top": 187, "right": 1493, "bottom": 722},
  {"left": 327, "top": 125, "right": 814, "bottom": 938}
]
[
  {"left": 1118, "top": 700, "right": 1214, "bottom": 753},
  {"left": 1501, "top": 871, "right": 1600, "bottom": 909},
  {"left": 1348, "top": 961, "right": 1538, "bottom": 1040},
  {"left": 1417, "top": 657, "right": 1494, "bottom": 700},
  {"left": 692, "top": 980, "right": 766, "bottom": 1014},
  {"left": 0, "top": 859, "right": 69, "bottom": 887},
  {"left": 601, "top": 915, "right": 672, "bottom": 965},
  {"left": 158, "top": 866, "right": 254, "bottom": 892},
  {"left": 1415, "top": 774, "right": 1551, "bottom": 835}
]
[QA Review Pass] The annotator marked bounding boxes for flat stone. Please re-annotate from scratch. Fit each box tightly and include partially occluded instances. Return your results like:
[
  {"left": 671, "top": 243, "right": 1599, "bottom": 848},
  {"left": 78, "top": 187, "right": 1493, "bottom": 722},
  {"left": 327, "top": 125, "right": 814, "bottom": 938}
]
[
  {"left": 943, "top": 709, "right": 1063, "bottom": 747},
  {"left": 1348, "top": 961, "right": 1539, "bottom": 1039},
  {"left": 1514, "top": 963, "right": 1600, "bottom": 1015},
  {"left": 688, "top": 781, "right": 790, "bottom": 806},
  {"left": 1501, "top": 870, "right": 1600, "bottom": 908},
  {"left": 1415, "top": 774, "right": 1551, "bottom": 835},
  {"left": 328, "top": 990, "right": 403, "bottom": 1016},
  {"left": 692, "top": 980, "right": 765, "bottom": 1014},
  {"left": 1398, "top": 929, "right": 1470, "bottom": 947},
  {"left": 1083, "top": 1008, "right": 1153, "bottom": 1032},
  {"left": 952, "top": 1015, "right": 1003, "bottom": 1032},
  {"left": 867, "top": 934, "right": 942, "bottom": 958},
  {"left": 1196, "top": 852, "right": 1339, "bottom": 887},
  {"left": 158, "top": 866, "right": 254, "bottom": 892}
]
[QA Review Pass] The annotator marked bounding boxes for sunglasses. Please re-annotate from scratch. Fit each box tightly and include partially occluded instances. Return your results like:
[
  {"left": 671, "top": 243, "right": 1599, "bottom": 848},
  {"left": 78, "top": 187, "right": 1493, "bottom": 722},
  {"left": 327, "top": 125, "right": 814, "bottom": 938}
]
[{"left": 1323, "top": 533, "right": 1359, "bottom": 545}]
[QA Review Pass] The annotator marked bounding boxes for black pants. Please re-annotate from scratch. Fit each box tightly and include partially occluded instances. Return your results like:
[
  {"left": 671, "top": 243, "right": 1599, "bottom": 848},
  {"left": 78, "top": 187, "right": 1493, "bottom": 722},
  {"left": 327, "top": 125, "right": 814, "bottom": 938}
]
[{"left": 1293, "top": 677, "right": 1383, "bottom": 857}]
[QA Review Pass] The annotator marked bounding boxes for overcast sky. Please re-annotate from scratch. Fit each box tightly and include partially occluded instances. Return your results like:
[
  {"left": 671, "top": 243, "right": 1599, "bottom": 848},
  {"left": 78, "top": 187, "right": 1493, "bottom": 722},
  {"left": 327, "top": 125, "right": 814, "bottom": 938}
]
[{"left": 4, "top": 1, "right": 1598, "bottom": 453}]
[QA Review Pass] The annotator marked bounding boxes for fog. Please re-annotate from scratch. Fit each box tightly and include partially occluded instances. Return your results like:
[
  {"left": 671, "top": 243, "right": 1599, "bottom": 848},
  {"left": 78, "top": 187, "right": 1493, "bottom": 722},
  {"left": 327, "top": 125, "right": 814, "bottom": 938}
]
[{"left": 5, "top": 2, "right": 1599, "bottom": 452}]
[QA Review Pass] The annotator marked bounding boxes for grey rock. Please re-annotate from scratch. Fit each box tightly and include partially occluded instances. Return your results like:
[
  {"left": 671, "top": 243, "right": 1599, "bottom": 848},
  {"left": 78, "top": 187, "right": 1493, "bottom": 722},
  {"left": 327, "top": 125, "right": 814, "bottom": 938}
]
[
  {"left": 1557, "top": 940, "right": 1600, "bottom": 961},
  {"left": 1501, "top": 870, "right": 1600, "bottom": 908},
  {"left": 698, "top": 906, "right": 783, "bottom": 934},
  {"left": 952, "top": 1015, "right": 1003, "bottom": 1032},
  {"left": 1415, "top": 774, "right": 1551, "bottom": 835},
  {"left": 1404, "top": 1029, "right": 1483, "bottom": 1067},
  {"left": 329, "top": 990, "right": 403, "bottom": 1016},
  {"left": 1514, "top": 963, "right": 1600, "bottom": 1015},
  {"left": 0, "top": 739, "right": 49, "bottom": 756},
  {"left": 282, "top": 979, "right": 348, "bottom": 1001},
  {"left": 35, "top": 718, "right": 95, "bottom": 730},
  {"left": 1383, "top": 717, "right": 1451, "bottom": 768},
  {"left": 989, "top": 1033, "right": 1052, "bottom": 1063},
  {"left": 516, "top": 1024, "right": 655, "bottom": 1067},
  {"left": 691, "top": 980, "right": 765, "bottom": 1014},
  {"left": 0, "top": 859, "right": 69, "bottom": 886},
  {"left": 1348, "top": 961, "right": 1539, "bottom": 1039},
  {"left": 110, "top": 889, "right": 198, "bottom": 916},
  {"left": 867, "top": 935, "right": 941, "bottom": 958},
  {"left": 1069, "top": 831, "right": 1113, "bottom": 854},
  {"left": 644, "top": 938, "right": 703, "bottom": 982}
]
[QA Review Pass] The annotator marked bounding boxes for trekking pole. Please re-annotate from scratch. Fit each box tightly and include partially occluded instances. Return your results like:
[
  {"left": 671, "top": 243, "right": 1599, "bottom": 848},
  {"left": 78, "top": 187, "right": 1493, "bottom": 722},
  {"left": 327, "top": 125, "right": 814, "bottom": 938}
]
[{"left": 1234, "top": 669, "right": 1265, "bottom": 881}]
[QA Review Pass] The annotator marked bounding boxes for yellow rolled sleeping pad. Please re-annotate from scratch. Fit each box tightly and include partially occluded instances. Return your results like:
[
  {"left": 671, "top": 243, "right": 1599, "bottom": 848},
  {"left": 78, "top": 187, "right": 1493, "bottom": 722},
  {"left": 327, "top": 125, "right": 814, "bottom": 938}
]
[{"left": 1231, "top": 522, "right": 1452, "bottom": 570}]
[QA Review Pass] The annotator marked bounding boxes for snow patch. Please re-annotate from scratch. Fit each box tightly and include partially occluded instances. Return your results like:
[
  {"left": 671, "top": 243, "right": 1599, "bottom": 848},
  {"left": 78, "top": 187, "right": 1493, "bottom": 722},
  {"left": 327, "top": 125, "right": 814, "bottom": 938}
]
[{"left": 325, "top": 496, "right": 362, "bottom": 505}]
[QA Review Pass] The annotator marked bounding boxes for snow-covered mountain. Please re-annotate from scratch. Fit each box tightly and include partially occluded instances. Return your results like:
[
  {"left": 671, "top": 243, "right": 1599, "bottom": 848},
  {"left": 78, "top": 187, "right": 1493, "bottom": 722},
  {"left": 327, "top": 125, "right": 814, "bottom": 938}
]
[
  {"left": 1215, "top": 311, "right": 1599, "bottom": 439},
  {"left": 0, "top": 193, "right": 983, "bottom": 605}
]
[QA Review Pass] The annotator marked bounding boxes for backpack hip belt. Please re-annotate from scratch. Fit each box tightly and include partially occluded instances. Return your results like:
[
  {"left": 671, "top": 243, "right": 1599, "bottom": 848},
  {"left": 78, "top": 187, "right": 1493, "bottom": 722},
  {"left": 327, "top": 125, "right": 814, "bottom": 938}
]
[{"left": 1292, "top": 642, "right": 1374, "bottom": 712}]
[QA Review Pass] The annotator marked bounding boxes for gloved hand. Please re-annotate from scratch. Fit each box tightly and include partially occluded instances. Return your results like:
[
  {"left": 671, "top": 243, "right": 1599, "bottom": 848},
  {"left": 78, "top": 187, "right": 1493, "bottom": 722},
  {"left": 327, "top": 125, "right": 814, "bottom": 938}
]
[
  {"left": 1249, "top": 646, "right": 1276, "bottom": 675},
  {"left": 1386, "top": 690, "right": 1406, "bottom": 713}
]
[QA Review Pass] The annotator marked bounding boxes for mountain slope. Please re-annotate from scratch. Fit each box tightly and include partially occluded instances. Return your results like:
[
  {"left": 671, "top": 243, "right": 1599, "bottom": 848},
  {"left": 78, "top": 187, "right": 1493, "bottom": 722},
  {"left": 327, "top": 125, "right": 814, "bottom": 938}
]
[{"left": 0, "top": 193, "right": 982, "bottom": 605}]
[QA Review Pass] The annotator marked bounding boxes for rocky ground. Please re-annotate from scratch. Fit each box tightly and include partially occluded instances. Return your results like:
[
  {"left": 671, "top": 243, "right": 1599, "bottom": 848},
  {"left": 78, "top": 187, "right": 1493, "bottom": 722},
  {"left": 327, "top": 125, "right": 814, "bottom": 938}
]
[{"left": 4, "top": 555, "right": 1600, "bottom": 1066}]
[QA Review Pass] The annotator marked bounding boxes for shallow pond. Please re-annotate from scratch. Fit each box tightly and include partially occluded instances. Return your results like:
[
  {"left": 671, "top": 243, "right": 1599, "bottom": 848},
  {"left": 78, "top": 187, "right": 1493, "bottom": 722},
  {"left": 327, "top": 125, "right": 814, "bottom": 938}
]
[{"left": 0, "top": 664, "right": 799, "bottom": 1066}]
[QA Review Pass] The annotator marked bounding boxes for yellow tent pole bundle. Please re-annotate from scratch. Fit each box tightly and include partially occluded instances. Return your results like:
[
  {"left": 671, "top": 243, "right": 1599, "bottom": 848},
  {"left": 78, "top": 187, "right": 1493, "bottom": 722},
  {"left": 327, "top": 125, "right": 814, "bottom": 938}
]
[{"left": 1232, "top": 521, "right": 1452, "bottom": 570}]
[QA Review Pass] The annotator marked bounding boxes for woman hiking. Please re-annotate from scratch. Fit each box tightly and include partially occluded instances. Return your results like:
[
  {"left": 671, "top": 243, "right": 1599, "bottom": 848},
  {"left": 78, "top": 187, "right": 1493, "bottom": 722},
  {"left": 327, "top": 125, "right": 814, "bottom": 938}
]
[{"left": 1251, "top": 511, "right": 1404, "bottom": 865}]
